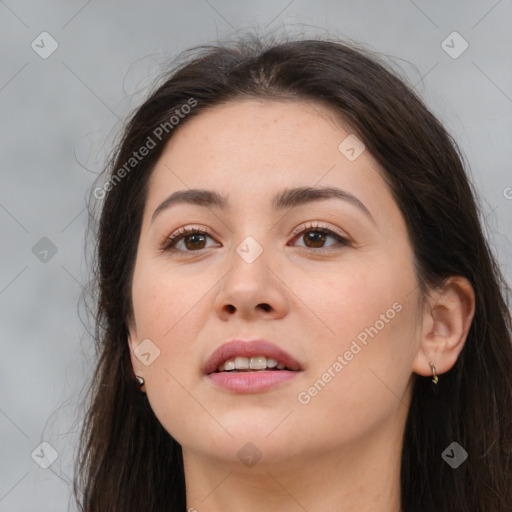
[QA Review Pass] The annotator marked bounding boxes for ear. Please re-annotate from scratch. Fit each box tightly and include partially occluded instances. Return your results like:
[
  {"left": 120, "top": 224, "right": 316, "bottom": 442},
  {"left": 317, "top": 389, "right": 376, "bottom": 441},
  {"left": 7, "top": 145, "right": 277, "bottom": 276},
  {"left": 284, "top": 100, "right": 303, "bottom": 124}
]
[
  {"left": 127, "top": 316, "right": 146, "bottom": 389},
  {"left": 412, "top": 276, "right": 475, "bottom": 378}
]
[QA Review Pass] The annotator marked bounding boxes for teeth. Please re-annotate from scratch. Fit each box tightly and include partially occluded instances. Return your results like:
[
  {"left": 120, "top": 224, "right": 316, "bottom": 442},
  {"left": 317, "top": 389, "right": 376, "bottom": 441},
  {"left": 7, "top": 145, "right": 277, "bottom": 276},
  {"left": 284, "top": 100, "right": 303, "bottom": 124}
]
[
  {"left": 267, "top": 358, "right": 278, "bottom": 368},
  {"left": 224, "top": 360, "right": 236, "bottom": 371},
  {"left": 250, "top": 356, "right": 267, "bottom": 370},
  {"left": 234, "top": 356, "right": 249, "bottom": 369},
  {"left": 216, "top": 355, "right": 290, "bottom": 372}
]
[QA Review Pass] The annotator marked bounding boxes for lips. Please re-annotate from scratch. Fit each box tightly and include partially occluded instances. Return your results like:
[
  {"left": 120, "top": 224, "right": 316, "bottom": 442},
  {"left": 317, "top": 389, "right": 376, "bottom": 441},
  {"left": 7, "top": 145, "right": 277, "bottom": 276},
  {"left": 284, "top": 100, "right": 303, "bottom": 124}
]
[{"left": 203, "top": 339, "right": 303, "bottom": 375}]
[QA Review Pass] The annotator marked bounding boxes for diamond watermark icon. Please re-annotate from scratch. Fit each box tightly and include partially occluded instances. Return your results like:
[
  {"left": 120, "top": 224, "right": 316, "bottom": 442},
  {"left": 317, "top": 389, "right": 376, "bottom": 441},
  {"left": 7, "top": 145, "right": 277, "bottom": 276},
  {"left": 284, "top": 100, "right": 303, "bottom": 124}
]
[
  {"left": 441, "top": 441, "right": 468, "bottom": 469},
  {"left": 441, "top": 32, "right": 468, "bottom": 59},
  {"left": 32, "top": 237, "right": 58, "bottom": 263},
  {"left": 31, "top": 32, "right": 59, "bottom": 59},
  {"left": 338, "top": 134, "right": 365, "bottom": 161},
  {"left": 237, "top": 442, "right": 262, "bottom": 468},
  {"left": 31, "top": 441, "right": 59, "bottom": 469},
  {"left": 236, "top": 236, "right": 263, "bottom": 264},
  {"left": 134, "top": 338, "right": 161, "bottom": 366}
]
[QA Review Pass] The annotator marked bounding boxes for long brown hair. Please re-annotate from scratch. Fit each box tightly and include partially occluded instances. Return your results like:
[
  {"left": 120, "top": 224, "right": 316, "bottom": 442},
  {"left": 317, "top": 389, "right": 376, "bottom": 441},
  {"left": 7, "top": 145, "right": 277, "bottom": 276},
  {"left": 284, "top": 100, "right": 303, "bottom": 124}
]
[{"left": 75, "top": 34, "right": 512, "bottom": 511}]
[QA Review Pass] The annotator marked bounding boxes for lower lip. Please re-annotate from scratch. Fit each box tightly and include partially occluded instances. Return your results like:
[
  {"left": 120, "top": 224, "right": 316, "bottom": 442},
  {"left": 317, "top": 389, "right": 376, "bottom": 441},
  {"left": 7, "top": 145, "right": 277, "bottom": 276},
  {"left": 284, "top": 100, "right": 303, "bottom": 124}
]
[{"left": 208, "top": 370, "right": 298, "bottom": 393}]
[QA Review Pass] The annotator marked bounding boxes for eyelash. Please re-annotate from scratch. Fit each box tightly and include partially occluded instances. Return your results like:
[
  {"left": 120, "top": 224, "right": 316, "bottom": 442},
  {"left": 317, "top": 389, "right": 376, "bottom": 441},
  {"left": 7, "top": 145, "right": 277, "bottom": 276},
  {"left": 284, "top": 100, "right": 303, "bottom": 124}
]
[{"left": 161, "top": 222, "right": 350, "bottom": 254}]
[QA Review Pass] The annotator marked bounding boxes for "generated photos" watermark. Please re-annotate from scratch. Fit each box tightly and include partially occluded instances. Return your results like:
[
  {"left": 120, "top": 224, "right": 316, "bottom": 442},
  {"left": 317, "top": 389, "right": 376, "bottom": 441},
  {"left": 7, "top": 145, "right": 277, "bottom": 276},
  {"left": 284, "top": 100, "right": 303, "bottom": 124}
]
[
  {"left": 94, "top": 97, "right": 197, "bottom": 200},
  {"left": 298, "top": 301, "right": 403, "bottom": 405}
]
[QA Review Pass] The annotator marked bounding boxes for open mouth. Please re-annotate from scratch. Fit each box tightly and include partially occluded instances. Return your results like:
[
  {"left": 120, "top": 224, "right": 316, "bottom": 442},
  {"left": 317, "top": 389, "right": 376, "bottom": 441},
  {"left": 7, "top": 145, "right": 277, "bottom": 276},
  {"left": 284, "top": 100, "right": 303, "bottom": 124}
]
[
  {"left": 204, "top": 339, "right": 303, "bottom": 392},
  {"left": 214, "top": 355, "right": 298, "bottom": 373}
]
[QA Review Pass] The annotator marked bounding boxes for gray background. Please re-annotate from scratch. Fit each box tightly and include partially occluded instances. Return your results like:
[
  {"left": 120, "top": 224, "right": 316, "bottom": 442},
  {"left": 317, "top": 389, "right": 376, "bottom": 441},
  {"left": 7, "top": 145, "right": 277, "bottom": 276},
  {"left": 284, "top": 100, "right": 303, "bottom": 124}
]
[{"left": 1, "top": 1, "right": 511, "bottom": 510}]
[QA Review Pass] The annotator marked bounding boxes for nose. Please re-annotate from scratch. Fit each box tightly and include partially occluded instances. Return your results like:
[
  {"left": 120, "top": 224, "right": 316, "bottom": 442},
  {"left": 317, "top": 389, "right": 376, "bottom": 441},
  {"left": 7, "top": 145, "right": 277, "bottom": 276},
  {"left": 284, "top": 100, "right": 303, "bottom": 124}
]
[{"left": 213, "top": 245, "right": 290, "bottom": 321}]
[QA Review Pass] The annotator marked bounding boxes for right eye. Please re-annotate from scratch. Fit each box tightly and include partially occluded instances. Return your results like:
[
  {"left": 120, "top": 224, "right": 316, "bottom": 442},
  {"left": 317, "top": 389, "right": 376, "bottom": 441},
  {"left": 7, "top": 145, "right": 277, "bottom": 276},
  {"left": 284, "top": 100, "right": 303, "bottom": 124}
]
[{"left": 162, "top": 226, "right": 220, "bottom": 253}]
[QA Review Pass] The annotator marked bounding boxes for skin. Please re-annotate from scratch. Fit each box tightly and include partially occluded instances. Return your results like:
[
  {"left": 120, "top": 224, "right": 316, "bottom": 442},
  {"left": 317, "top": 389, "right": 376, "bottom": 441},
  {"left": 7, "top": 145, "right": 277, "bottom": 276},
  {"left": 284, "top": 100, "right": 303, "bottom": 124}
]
[{"left": 127, "top": 100, "right": 475, "bottom": 512}]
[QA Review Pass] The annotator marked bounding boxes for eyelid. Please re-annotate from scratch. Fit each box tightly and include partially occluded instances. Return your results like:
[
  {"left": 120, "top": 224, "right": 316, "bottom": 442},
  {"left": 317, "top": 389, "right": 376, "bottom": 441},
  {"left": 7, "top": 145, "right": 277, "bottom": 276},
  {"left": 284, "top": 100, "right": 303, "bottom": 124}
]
[
  {"left": 289, "top": 220, "right": 349, "bottom": 241},
  {"left": 161, "top": 224, "right": 216, "bottom": 250}
]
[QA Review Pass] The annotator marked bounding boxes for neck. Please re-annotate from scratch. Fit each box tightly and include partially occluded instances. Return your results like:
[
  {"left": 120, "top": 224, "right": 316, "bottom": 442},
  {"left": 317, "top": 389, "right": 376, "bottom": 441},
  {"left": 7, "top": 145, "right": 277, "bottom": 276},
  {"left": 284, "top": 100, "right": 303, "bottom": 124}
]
[{"left": 183, "top": 406, "right": 406, "bottom": 512}]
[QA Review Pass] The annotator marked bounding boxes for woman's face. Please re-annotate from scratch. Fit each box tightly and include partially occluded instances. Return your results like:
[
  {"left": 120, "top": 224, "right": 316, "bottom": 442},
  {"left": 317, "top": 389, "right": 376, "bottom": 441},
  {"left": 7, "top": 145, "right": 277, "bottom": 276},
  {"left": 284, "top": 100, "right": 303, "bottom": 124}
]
[{"left": 128, "top": 99, "right": 423, "bottom": 467}]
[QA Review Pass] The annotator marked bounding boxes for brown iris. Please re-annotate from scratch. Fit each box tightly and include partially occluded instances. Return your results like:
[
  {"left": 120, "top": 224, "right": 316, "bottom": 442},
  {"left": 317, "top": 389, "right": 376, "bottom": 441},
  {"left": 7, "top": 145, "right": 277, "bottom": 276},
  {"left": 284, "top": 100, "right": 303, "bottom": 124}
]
[
  {"left": 184, "top": 233, "right": 207, "bottom": 250},
  {"left": 303, "top": 230, "right": 326, "bottom": 248}
]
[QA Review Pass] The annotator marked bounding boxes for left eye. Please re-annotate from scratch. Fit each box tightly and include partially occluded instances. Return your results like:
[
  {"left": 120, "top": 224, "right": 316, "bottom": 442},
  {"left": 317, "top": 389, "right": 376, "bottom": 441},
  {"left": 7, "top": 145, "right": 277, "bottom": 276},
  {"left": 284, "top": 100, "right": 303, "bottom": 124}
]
[
  {"left": 163, "top": 225, "right": 349, "bottom": 253},
  {"left": 290, "top": 226, "right": 349, "bottom": 250}
]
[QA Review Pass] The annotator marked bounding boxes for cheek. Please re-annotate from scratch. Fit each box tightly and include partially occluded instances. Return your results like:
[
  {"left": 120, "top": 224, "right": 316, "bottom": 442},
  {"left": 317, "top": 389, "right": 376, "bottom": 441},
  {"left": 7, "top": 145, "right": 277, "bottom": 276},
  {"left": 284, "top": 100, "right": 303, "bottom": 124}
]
[
  {"left": 130, "top": 260, "right": 221, "bottom": 429},
  {"left": 130, "top": 269, "right": 206, "bottom": 442},
  {"left": 132, "top": 261, "right": 207, "bottom": 340},
  {"left": 292, "top": 254, "right": 418, "bottom": 421},
  {"left": 292, "top": 248, "right": 417, "bottom": 352},
  {"left": 294, "top": 305, "right": 417, "bottom": 449}
]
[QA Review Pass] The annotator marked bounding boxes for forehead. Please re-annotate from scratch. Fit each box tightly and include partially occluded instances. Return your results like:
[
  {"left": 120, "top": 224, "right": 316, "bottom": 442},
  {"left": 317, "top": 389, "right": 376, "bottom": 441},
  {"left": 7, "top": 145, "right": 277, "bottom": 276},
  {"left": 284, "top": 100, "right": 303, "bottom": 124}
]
[{"left": 147, "top": 99, "right": 385, "bottom": 199}]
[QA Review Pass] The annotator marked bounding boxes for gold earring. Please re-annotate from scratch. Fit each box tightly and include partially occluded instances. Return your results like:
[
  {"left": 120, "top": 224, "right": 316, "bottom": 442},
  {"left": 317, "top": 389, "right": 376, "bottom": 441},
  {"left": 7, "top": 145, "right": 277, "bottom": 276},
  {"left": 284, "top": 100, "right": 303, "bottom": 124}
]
[{"left": 428, "top": 361, "right": 438, "bottom": 384}]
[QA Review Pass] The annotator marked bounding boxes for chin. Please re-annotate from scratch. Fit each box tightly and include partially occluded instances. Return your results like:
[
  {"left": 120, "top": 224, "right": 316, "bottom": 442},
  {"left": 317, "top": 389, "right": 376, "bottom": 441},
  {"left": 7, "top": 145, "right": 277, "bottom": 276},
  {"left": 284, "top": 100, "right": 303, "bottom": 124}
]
[{"left": 181, "top": 422, "right": 299, "bottom": 463}]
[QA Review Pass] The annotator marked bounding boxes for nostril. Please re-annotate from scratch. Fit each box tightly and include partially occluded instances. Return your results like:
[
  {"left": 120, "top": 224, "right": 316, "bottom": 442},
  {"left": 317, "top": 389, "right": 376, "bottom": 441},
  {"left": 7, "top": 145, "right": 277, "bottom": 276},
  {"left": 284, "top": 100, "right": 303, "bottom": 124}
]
[{"left": 258, "top": 303, "right": 271, "bottom": 312}]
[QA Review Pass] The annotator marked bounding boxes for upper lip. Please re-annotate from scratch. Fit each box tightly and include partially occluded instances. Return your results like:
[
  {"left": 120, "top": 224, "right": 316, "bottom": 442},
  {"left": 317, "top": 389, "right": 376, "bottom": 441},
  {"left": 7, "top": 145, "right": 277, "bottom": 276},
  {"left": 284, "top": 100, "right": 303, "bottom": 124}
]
[{"left": 203, "top": 339, "right": 303, "bottom": 374}]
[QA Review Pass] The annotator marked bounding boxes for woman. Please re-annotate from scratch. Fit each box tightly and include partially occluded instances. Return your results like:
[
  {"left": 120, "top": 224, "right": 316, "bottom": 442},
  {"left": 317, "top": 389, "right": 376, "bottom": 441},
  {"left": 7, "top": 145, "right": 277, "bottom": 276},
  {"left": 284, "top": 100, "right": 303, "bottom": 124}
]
[{"left": 75, "top": 35, "right": 512, "bottom": 511}]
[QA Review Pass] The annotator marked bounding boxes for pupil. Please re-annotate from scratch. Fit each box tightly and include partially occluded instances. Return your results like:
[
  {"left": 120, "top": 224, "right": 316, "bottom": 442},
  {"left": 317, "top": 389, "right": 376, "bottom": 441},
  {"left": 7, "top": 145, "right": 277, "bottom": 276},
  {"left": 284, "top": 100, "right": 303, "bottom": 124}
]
[
  {"left": 306, "top": 231, "right": 325, "bottom": 248},
  {"left": 186, "top": 234, "right": 205, "bottom": 250}
]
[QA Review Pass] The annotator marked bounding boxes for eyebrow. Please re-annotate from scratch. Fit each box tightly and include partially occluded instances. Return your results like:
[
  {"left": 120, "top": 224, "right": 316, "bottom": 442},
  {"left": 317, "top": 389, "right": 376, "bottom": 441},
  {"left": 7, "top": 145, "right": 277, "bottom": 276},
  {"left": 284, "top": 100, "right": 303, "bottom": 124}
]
[{"left": 151, "top": 186, "right": 374, "bottom": 224}]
